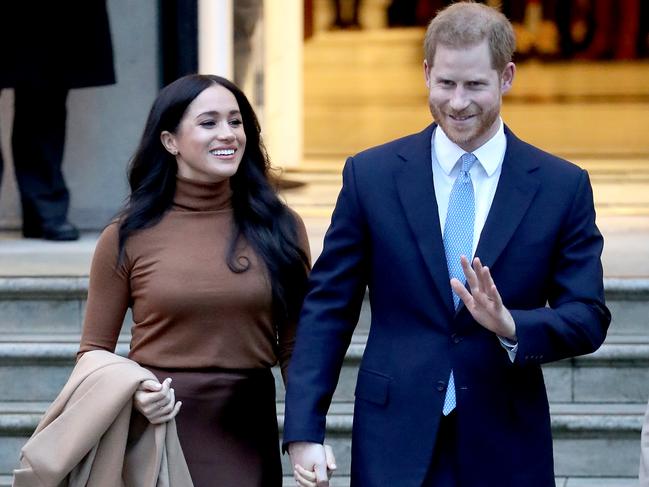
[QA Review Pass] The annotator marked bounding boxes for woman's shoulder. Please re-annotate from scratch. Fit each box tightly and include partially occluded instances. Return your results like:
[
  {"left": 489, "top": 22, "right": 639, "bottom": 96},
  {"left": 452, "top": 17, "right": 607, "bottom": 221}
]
[
  {"left": 284, "top": 207, "right": 310, "bottom": 261},
  {"left": 92, "top": 221, "right": 122, "bottom": 263},
  {"left": 95, "top": 220, "right": 120, "bottom": 247},
  {"left": 284, "top": 206, "right": 306, "bottom": 236},
  {"left": 285, "top": 206, "right": 304, "bottom": 225}
]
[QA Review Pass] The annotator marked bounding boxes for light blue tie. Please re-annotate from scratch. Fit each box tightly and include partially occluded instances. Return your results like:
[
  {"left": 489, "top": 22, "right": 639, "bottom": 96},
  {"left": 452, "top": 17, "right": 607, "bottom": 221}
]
[{"left": 441, "top": 152, "right": 477, "bottom": 415}]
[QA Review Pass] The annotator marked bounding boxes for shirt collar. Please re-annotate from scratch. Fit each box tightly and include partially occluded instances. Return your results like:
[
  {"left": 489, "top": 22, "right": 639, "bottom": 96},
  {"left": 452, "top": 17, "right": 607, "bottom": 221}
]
[{"left": 433, "top": 118, "right": 506, "bottom": 177}]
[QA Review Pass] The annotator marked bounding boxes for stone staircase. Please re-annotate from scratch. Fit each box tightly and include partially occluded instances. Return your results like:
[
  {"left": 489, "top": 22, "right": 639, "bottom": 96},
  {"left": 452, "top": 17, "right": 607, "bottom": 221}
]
[{"left": 0, "top": 276, "right": 647, "bottom": 486}]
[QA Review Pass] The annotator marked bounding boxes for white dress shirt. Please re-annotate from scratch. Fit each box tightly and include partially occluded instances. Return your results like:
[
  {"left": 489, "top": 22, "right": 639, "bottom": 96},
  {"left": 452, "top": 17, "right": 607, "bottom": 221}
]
[
  {"left": 432, "top": 119, "right": 505, "bottom": 256},
  {"left": 431, "top": 119, "right": 518, "bottom": 361}
]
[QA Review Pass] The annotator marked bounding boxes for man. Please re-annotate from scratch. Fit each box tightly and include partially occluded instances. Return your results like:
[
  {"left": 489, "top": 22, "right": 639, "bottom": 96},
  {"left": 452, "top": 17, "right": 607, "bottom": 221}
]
[
  {"left": 284, "top": 2, "right": 610, "bottom": 487},
  {"left": 0, "top": 1, "right": 115, "bottom": 240}
]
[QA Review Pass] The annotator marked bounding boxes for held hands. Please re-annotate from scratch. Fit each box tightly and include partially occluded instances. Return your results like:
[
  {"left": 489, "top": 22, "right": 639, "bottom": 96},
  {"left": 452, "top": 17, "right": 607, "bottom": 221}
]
[
  {"left": 451, "top": 256, "right": 517, "bottom": 341},
  {"left": 289, "top": 442, "right": 337, "bottom": 487},
  {"left": 133, "top": 377, "right": 182, "bottom": 424}
]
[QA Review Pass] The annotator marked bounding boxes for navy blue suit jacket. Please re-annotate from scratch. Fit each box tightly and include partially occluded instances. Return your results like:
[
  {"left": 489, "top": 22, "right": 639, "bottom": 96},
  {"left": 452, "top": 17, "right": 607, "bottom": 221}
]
[{"left": 284, "top": 125, "right": 611, "bottom": 486}]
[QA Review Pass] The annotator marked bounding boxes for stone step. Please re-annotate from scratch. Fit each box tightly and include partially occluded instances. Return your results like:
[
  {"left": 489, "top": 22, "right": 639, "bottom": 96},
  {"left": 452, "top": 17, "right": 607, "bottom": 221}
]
[
  {"left": 0, "top": 401, "right": 644, "bottom": 480},
  {"left": 2, "top": 334, "right": 647, "bottom": 405},
  {"left": 288, "top": 402, "right": 647, "bottom": 480},
  {"left": 0, "top": 277, "right": 647, "bottom": 336},
  {"left": 0, "top": 475, "right": 641, "bottom": 487}
]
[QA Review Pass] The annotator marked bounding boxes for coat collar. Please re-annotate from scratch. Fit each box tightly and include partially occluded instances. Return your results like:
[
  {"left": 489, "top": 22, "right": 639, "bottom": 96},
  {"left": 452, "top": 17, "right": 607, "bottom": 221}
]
[
  {"left": 475, "top": 125, "right": 540, "bottom": 268},
  {"left": 395, "top": 124, "right": 455, "bottom": 314}
]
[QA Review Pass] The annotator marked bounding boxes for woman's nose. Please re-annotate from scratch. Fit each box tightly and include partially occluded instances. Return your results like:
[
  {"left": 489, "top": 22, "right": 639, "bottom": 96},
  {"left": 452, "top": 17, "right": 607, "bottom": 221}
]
[{"left": 217, "top": 123, "right": 236, "bottom": 140}]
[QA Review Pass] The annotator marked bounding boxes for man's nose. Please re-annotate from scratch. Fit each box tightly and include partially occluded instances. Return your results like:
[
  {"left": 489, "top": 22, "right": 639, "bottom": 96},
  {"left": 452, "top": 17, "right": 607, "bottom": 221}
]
[{"left": 449, "top": 88, "right": 469, "bottom": 111}]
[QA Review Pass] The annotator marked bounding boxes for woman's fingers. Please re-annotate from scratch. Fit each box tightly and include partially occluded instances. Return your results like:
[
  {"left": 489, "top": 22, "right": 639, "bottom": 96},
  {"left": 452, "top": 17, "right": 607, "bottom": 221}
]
[
  {"left": 294, "top": 464, "right": 317, "bottom": 487},
  {"left": 134, "top": 377, "right": 181, "bottom": 423},
  {"left": 138, "top": 379, "right": 162, "bottom": 392},
  {"left": 150, "top": 400, "right": 182, "bottom": 425}
]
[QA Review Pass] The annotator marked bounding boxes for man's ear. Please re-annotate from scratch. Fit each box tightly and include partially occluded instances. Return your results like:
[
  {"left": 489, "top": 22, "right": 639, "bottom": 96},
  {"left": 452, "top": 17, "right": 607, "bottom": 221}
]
[
  {"left": 423, "top": 59, "right": 431, "bottom": 89},
  {"left": 160, "top": 131, "right": 178, "bottom": 155},
  {"left": 500, "top": 62, "right": 516, "bottom": 94}
]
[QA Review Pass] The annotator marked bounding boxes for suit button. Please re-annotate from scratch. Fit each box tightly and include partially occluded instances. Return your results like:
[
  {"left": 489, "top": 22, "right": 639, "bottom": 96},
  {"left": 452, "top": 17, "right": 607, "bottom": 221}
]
[
  {"left": 436, "top": 381, "right": 446, "bottom": 392},
  {"left": 452, "top": 333, "right": 462, "bottom": 344}
]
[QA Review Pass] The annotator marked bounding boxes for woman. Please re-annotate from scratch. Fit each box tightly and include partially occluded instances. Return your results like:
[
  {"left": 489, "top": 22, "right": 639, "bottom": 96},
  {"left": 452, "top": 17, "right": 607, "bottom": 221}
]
[{"left": 79, "top": 74, "right": 310, "bottom": 486}]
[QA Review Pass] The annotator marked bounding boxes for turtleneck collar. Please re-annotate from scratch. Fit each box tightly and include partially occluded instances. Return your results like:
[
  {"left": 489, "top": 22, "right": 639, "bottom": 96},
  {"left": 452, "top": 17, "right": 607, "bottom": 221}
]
[{"left": 172, "top": 175, "right": 233, "bottom": 212}]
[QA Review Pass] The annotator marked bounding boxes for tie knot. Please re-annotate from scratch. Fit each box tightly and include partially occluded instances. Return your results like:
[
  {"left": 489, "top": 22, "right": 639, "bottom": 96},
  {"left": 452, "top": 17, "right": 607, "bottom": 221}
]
[{"left": 460, "top": 153, "right": 477, "bottom": 174}]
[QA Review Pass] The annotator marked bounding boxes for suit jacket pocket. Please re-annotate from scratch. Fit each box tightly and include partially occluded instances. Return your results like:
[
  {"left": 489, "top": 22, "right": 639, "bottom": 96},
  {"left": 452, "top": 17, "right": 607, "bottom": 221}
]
[{"left": 355, "top": 368, "right": 391, "bottom": 406}]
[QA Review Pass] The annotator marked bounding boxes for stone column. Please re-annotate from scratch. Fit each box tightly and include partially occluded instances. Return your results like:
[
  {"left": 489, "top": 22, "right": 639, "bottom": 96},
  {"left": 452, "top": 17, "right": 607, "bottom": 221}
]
[{"left": 198, "top": 0, "right": 234, "bottom": 78}]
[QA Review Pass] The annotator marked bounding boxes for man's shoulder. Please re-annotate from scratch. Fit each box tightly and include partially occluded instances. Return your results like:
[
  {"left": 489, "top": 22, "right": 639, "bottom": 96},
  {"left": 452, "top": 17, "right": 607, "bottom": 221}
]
[{"left": 505, "top": 128, "right": 584, "bottom": 176}]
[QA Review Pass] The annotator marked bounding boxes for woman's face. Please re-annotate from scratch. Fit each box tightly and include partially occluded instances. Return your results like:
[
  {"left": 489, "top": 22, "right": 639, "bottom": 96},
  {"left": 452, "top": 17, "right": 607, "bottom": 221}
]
[{"left": 161, "top": 84, "right": 247, "bottom": 183}]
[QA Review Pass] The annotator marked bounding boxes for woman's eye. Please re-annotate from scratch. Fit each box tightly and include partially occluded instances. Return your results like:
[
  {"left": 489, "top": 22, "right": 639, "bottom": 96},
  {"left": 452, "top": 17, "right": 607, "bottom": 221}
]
[
  {"left": 200, "top": 120, "right": 216, "bottom": 127},
  {"left": 229, "top": 119, "right": 243, "bottom": 127}
]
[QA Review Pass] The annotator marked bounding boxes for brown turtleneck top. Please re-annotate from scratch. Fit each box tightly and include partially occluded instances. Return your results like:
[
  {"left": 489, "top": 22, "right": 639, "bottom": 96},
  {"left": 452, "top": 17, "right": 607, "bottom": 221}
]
[{"left": 79, "top": 176, "right": 309, "bottom": 380}]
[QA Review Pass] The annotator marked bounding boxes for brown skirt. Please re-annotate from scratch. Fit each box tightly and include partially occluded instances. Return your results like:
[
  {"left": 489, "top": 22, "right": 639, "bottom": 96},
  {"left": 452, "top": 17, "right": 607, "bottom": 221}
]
[{"left": 146, "top": 366, "right": 282, "bottom": 487}]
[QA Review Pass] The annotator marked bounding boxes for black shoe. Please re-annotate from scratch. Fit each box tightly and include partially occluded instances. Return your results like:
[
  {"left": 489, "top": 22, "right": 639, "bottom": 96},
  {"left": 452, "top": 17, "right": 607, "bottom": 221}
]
[{"left": 23, "top": 221, "right": 80, "bottom": 241}]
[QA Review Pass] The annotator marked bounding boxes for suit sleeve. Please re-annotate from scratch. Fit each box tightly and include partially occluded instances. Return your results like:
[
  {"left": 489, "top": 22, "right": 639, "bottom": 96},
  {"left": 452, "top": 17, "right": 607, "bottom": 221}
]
[
  {"left": 283, "top": 157, "right": 369, "bottom": 447},
  {"left": 512, "top": 170, "right": 611, "bottom": 365}
]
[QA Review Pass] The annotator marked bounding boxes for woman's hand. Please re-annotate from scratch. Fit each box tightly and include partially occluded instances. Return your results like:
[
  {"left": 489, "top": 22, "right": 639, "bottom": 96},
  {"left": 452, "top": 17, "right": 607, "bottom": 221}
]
[{"left": 133, "top": 377, "right": 182, "bottom": 424}]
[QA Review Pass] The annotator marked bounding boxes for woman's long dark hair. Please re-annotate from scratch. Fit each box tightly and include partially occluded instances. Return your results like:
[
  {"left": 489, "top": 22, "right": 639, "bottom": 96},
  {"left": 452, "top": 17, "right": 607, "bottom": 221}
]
[{"left": 117, "top": 74, "right": 310, "bottom": 327}]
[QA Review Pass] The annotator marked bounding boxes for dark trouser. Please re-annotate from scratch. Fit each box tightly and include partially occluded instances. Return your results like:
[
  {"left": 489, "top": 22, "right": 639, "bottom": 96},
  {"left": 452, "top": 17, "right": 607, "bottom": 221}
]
[
  {"left": 332, "top": 0, "right": 361, "bottom": 25},
  {"left": 422, "top": 411, "right": 459, "bottom": 487},
  {"left": 5, "top": 86, "right": 70, "bottom": 231}
]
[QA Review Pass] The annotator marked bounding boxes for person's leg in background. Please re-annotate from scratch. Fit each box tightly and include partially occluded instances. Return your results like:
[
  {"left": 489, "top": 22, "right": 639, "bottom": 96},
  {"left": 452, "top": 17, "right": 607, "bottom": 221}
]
[
  {"left": 349, "top": 0, "right": 362, "bottom": 28},
  {"left": 0, "top": 91, "right": 4, "bottom": 194},
  {"left": 12, "top": 86, "right": 79, "bottom": 241},
  {"left": 331, "top": 0, "right": 345, "bottom": 28}
]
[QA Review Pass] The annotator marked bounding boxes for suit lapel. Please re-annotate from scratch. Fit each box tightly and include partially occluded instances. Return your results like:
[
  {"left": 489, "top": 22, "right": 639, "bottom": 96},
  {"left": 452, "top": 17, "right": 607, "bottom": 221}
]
[
  {"left": 395, "top": 124, "right": 456, "bottom": 314},
  {"left": 475, "top": 127, "right": 540, "bottom": 268}
]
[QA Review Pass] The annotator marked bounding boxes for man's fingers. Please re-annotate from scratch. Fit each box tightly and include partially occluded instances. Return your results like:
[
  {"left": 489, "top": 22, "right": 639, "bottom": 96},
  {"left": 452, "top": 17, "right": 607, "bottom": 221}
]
[
  {"left": 324, "top": 444, "right": 337, "bottom": 472},
  {"left": 489, "top": 283, "right": 504, "bottom": 307},
  {"left": 480, "top": 266, "right": 502, "bottom": 304},
  {"left": 460, "top": 255, "right": 474, "bottom": 274},
  {"left": 476, "top": 262, "right": 493, "bottom": 291},
  {"left": 477, "top": 266, "right": 503, "bottom": 307},
  {"left": 471, "top": 257, "right": 488, "bottom": 291},
  {"left": 450, "top": 277, "right": 472, "bottom": 306}
]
